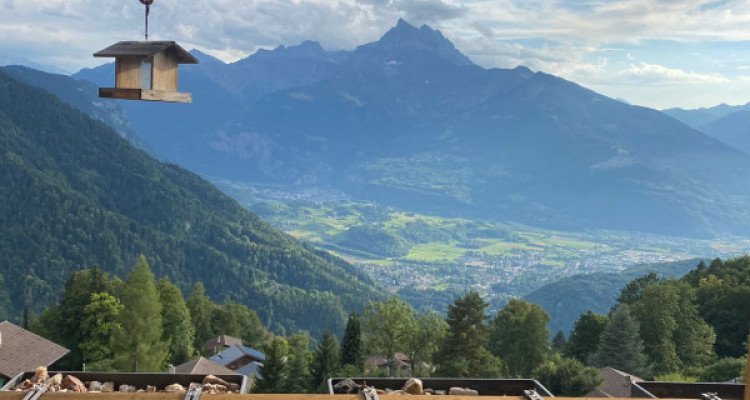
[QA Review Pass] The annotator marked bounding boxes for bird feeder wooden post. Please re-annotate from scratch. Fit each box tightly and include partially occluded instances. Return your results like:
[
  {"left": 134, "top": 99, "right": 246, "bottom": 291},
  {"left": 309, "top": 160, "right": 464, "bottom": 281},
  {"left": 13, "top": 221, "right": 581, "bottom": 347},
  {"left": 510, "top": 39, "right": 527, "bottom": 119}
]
[{"left": 93, "top": 41, "right": 198, "bottom": 103}]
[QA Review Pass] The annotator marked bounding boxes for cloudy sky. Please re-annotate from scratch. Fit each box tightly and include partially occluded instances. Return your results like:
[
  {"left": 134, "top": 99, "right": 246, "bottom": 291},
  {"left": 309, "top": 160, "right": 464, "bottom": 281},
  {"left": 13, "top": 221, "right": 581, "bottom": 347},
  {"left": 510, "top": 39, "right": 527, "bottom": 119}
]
[{"left": 2, "top": 0, "right": 750, "bottom": 109}]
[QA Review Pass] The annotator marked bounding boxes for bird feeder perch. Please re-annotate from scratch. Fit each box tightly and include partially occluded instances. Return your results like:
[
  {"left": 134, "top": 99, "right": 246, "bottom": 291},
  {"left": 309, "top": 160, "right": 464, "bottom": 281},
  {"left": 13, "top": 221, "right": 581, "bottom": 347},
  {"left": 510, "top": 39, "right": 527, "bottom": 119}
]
[{"left": 94, "top": 41, "right": 198, "bottom": 103}]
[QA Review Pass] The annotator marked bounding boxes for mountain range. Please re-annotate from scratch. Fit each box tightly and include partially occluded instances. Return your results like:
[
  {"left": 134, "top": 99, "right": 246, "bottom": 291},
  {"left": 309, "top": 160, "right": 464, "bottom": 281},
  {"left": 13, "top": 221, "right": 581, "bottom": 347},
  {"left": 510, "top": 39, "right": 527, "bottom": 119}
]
[
  {"left": 74, "top": 19, "right": 750, "bottom": 238},
  {"left": 664, "top": 103, "right": 750, "bottom": 155},
  {"left": 0, "top": 68, "right": 382, "bottom": 337}
]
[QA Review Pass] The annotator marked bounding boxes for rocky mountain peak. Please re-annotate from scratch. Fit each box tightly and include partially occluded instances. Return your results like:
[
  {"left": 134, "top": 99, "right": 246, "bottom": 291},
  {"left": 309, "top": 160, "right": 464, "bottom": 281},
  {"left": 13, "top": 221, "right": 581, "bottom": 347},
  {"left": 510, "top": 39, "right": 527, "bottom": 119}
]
[{"left": 357, "top": 19, "right": 474, "bottom": 67}]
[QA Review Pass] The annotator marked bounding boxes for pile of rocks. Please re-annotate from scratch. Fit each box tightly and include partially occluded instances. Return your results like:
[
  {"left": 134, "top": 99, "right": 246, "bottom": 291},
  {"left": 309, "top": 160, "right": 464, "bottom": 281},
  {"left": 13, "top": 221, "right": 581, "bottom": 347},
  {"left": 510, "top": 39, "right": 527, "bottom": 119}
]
[
  {"left": 12, "top": 367, "right": 240, "bottom": 394},
  {"left": 333, "top": 378, "right": 479, "bottom": 396}
]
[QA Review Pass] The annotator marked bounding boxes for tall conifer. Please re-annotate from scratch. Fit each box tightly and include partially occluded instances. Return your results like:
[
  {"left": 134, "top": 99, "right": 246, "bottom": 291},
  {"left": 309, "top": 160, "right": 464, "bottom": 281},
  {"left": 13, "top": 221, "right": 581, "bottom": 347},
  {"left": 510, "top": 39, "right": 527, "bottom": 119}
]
[
  {"left": 340, "top": 312, "right": 362, "bottom": 369},
  {"left": 111, "top": 255, "right": 168, "bottom": 371},
  {"left": 157, "top": 278, "right": 195, "bottom": 365},
  {"left": 591, "top": 305, "right": 648, "bottom": 377}
]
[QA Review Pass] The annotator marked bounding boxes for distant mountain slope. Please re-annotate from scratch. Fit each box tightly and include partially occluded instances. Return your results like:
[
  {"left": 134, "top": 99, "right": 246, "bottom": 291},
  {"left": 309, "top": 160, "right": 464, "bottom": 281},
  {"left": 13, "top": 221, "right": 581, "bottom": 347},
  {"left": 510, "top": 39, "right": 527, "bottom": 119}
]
[
  {"left": 701, "top": 110, "right": 750, "bottom": 154},
  {"left": 523, "top": 259, "right": 701, "bottom": 335},
  {"left": 1, "top": 65, "right": 150, "bottom": 152},
  {"left": 75, "top": 20, "right": 750, "bottom": 237},
  {"left": 0, "top": 69, "right": 382, "bottom": 337}
]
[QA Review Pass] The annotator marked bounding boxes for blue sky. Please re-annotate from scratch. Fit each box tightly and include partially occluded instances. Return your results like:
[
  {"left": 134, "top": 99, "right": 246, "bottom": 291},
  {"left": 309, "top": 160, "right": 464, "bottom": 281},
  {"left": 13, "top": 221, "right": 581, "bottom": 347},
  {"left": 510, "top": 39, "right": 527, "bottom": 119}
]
[{"left": 2, "top": 0, "right": 750, "bottom": 109}]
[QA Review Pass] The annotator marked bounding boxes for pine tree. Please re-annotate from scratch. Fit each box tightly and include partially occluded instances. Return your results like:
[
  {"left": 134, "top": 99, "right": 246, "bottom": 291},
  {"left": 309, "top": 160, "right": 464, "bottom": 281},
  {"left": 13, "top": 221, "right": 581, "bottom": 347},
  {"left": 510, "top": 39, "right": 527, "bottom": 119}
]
[
  {"left": 435, "top": 291, "right": 503, "bottom": 377},
  {"left": 157, "top": 278, "right": 195, "bottom": 365},
  {"left": 111, "top": 255, "right": 168, "bottom": 371},
  {"left": 310, "top": 330, "right": 340, "bottom": 393},
  {"left": 591, "top": 305, "right": 648, "bottom": 376},
  {"left": 552, "top": 331, "right": 566, "bottom": 353},
  {"left": 255, "top": 337, "right": 288, "bottom": 393},
  {"left": 186, "top": 282, "right": 214, "bottom": 354},
  {"left": 285, "top": 333, "right": 311, "bottom": 393},
  {"left": 340, "top": 312, "right": 362, "bottom": 369},
  {"left": 489, "top": 298, "right": 550, "bottom": 378},
  {"left": 565, "top": 311, "right": 608, "bottom": 363}
]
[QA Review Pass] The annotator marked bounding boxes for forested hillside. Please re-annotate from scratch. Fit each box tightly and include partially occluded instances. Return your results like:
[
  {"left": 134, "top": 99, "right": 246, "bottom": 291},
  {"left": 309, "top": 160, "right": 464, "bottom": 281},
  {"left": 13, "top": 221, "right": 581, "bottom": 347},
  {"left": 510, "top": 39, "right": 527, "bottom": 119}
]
[
  {"left": 0, "top": 69, "right": 382, "bottom": 337},
  {"left": 560, "top": 256, "right": 750, "bottom": 382},
  {"left": 524, "top": 259, "right": 701, "bottom": 334}
]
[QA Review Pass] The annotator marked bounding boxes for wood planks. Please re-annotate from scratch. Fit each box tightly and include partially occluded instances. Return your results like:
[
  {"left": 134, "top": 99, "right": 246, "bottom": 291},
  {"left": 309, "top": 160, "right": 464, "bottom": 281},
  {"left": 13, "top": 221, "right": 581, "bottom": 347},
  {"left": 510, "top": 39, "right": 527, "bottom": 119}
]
[
  {"left": 99, "top": 88, "right": 192, "bottom": 103},
  {"left": 115, "top": 58, "right": 141, "bottom": 89}
]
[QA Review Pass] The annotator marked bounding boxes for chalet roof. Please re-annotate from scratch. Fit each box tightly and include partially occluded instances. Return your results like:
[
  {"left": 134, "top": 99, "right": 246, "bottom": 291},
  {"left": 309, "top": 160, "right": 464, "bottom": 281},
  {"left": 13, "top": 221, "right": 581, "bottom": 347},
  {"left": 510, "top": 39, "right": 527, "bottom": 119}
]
[
  {"left": 170, "top": 357, "right": 239, "bottom": 375},
  {"left": 0, "top": 321, "right": 69, "bottom": 379},
  {"left": 205, "top": 335, "right": 243, "bottom": 353},
  {"left": 235, "top": 361, "right": 262, "bottom": 378},
  {"left": 209, "top": 345, "right": 265, "bottom": 367},
  {"left": 94, "top": 41, "right": 198, "bottom": 64},
  {"left": 585, "top": 366, "right": 643, "bottom": 398}
]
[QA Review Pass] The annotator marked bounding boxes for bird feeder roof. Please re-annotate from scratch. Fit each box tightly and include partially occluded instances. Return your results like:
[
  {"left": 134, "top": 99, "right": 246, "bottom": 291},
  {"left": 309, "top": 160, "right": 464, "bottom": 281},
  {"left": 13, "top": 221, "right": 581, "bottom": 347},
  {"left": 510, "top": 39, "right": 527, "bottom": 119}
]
[{"left": 94, "top": 41, "right": 198, "bottom": 64}]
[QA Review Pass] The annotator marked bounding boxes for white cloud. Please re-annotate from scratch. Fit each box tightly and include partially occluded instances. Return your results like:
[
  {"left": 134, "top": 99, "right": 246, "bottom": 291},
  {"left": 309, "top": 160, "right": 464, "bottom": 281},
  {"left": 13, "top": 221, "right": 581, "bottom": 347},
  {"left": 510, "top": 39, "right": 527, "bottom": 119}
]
[{"left": 625, "top": 62, "right": 729, "bottom": 84}]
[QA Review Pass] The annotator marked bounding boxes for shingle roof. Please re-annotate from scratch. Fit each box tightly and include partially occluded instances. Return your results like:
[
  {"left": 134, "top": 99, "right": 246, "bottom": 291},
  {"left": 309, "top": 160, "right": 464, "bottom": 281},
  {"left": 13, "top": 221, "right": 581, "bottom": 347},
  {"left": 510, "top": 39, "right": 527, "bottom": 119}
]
[
  {"left": 209, "top": 345, "right": 265, "bottom": 367},
  {"left": 170, "top": 357, "right": 239, "bottom": 375},
  {"left": 94, "top": 41, "right": 198, "bottom": 64},
  {"left": 585, "top": 366, "right": 644, "bottom": 398},
  {"left": 0, "top": 321, "right": 69, "bottom": 379},
  {"left": 235, "top": 361, "right": 262, "bottom": 378}
]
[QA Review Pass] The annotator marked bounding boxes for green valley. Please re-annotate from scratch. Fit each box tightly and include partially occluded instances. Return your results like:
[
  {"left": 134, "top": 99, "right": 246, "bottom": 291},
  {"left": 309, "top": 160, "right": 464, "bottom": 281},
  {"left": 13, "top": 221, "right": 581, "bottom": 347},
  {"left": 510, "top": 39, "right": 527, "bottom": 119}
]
[{"left": 214, "top": 180, "right": 750, "bottom": 314}]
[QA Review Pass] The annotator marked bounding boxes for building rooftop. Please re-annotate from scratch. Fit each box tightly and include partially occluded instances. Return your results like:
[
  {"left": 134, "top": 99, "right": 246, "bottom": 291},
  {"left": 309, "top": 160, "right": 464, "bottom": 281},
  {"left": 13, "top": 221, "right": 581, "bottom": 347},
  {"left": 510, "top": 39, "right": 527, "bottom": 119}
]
[
  {"left": 94, "top": 41, "right": 198, "bottom": 64},
  {"left": 0, "top": 321, "right": 69, "bottom": 380},
  {"left": 209, "top": 344, "right": 266, "bottom": 366},
  {"left": 170, "top": 357, "right": 240, "bottom": 376}
]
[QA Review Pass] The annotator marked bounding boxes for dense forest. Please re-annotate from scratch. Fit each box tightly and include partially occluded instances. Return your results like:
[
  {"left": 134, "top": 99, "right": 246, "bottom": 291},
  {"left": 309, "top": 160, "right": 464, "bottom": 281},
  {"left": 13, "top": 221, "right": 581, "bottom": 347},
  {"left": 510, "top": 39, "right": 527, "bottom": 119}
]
[{"left": 0, "top": 69, "right": 383, "bottom": 338}]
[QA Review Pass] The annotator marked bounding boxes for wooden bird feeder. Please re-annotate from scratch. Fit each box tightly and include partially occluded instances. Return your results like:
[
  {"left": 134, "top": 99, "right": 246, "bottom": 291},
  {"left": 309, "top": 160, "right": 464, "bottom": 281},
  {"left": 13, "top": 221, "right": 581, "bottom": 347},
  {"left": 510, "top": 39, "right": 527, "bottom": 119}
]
[{"left": 94, "top": 41, "right": 198, "bottom": 103}]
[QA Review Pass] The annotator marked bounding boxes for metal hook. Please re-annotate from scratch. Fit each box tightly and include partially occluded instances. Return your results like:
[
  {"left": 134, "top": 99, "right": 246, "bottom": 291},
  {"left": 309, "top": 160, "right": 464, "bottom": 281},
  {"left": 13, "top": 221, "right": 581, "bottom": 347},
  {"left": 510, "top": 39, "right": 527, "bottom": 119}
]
[{"left": 138, "top": 0, "right": 154, "bottom": 40}]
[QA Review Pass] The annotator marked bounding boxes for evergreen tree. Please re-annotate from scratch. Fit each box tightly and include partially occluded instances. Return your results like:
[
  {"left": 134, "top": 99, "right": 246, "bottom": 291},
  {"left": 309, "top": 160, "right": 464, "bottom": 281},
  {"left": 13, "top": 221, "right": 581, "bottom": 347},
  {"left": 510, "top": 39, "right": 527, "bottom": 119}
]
[
  {"left": 551, "top": 331, "right": 566, "bottom": 353},
  {"left": 285, "top": 333, "right": 312, "bottom": 393},
  {"left": 310, "top": 330, "right": 340, "bottom": 393},
  {"left": 55, "top": 266, "right": 109, "bottom": 369},
  {"left": 591, "top": 305, "right": 648, "bottom": 376},
  {"left": 187, "top": 282, "right": 214, "bottom": 354},
  {"left": 532, "top": 355, "right": 602, "bottom": 396},
  {"left": 435, "top": 291, "right": 503, "bottom": 377},
  {"left": 79, "top": 292, "right": 122, "bottom": 365},
  {"left": 157, "top": 278, "right": 195, "bottom": 365},
  {"left": 255, "top": 337, "right": 289, "bottom": 393},
  {"left": 340, "top": 312, "right": 362, "bottom": 369},
  {"left": 111, "top": 255, "right": 168, "bottom": 371},
  {"left": 565, "top": 311, "right": 608, "bottom": 363},
  {"left": 489, "top": 298, "right": 550, "bottom": 377}
]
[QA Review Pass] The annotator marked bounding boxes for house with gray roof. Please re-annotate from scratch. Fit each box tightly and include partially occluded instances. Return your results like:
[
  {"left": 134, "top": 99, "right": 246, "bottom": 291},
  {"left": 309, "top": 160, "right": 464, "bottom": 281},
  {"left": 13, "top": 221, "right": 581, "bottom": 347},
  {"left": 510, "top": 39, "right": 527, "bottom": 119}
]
[{"left": 0, "top": 321, "right": 69, "bottom": 381}]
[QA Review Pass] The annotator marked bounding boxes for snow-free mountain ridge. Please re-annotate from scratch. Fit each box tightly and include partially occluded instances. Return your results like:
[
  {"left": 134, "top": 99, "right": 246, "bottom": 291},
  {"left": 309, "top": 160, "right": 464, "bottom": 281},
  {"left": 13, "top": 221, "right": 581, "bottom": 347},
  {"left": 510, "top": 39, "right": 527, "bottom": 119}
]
[{"left": 75, "top": 19, "right": 750, "bottom": 237}]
